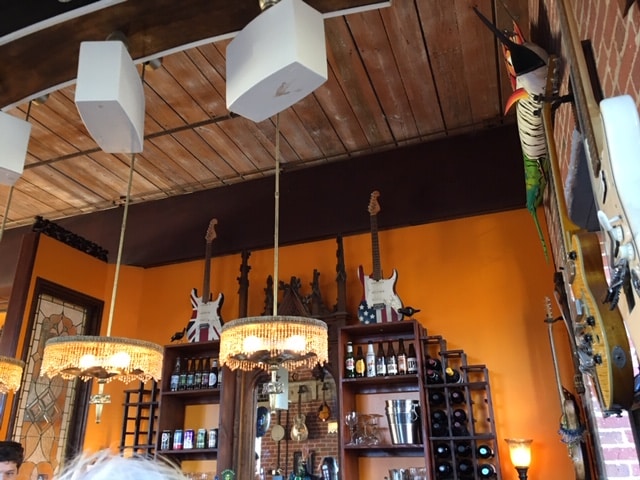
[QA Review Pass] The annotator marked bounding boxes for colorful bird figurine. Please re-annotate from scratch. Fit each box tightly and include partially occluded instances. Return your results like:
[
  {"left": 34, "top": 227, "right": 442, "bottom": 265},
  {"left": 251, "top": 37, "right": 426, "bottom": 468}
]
[{"left": 473, "top": 6, "right": 550, "bottom": 262}]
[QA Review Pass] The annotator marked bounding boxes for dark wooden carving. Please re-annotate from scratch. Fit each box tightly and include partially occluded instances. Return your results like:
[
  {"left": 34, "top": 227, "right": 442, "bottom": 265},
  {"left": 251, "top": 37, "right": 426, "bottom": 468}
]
[{"left": 32, "top": 216, "right": 108, "bottom": 261}]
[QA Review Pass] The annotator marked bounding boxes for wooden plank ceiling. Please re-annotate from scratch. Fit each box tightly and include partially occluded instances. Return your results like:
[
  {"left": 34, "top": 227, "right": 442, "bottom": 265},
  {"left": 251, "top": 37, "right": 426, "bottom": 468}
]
[{"left": 0, "top": 0, "right": 531, "bottom": 302}]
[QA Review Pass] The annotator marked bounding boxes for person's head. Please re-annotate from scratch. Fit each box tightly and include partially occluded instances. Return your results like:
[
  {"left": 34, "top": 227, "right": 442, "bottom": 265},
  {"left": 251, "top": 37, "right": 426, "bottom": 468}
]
[
  {"left": 0, "top": 441, "right": 24, "bottom": 479},
  {"left": 56, "top": 450, "right": 187, "bottom": 480}
]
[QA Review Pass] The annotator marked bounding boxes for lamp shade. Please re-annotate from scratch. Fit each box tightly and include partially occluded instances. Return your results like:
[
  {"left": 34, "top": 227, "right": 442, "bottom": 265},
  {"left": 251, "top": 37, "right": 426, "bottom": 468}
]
[
  {"left": 505, "top": 438, "right": 533, "bottom": 468},
  {"left": 75, "top": 40, "right": 145, "bottom": 153},
  {"left": 0, "top": 111, "right": 31, "bottom": 185},
  {"left": 226, "top": 0, "right": 328, "bottom": 122}
]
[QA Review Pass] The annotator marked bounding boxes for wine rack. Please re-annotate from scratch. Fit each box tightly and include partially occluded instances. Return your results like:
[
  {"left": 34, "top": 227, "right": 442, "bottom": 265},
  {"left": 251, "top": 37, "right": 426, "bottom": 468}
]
[{"left": 422, "top": 335, "right": 502, "bottom": 480}]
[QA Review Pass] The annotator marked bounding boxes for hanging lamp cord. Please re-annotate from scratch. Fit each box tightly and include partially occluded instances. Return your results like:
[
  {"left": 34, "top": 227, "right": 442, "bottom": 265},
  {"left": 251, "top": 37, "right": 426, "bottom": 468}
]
[
  {"left": 0, "top": 101, "right": 33, "bottom": 243},
  {"left": 272, "top": 113, "right": 281, "bottom": 316}
]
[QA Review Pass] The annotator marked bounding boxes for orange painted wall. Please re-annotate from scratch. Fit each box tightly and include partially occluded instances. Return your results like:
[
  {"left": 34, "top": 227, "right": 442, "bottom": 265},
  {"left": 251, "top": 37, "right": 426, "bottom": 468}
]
[{"left": 4, "top": 209, "right": 576, "bottom": 479}]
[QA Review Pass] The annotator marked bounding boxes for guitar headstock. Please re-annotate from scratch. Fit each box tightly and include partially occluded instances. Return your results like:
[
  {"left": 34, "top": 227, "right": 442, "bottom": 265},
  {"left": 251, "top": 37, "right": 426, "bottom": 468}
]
[
  {"left": 205, "top": 218, "right": 218, "bottom": 243},
  {"left": 368, "top": 191, "right": 381, "bottom": 216},
  {"left": 544, "top": 296, "right": 554, "bottom": 322}
]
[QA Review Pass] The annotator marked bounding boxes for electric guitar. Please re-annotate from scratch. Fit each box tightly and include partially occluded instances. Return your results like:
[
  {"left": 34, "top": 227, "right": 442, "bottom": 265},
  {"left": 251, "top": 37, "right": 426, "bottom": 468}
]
[
  {"left": 357, "top": 191, "right": 403, "bottom": 323},
  {"left": 187, "top": 218, "right": 224, "bottom": 342},
  {"left": 541, "top": 59, "right": 633, "bottom": 412}
]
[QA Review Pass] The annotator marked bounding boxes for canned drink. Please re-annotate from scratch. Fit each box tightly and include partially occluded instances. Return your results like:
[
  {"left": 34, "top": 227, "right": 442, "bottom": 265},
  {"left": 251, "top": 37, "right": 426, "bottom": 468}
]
[
  {"left": 184, "top": 429, "right": 195, "bottom": 449},
  {"left": 172, "top": 429, "right": 183, "bottom": 450},
  {"left": 196, "top": 428, "right": 207, "bottom": 449},
  {"left": 208, "top": 428, "right": 218, "bottom": 448},
  {"left": 160, "top": 430, "right": 172, "bottom": 450}
]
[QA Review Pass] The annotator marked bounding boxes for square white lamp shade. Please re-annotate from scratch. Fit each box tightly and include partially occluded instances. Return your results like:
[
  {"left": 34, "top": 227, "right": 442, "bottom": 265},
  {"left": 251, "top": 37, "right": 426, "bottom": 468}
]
[
  {"left": 0, "top": 111, "right": 32, "bottom": 186},
  {"left": 226, "top": 0, "right": 328, "bottom": 122},
  {"left": 75, "top": 40, "right": 145, "bottom": 153}
]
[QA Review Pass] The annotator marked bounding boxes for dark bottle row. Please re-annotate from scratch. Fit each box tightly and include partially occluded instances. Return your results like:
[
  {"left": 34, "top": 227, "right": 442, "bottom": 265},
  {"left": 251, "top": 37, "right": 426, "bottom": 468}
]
[
  {"left": 435, "top": 460, "right": 497, "bottom": 479},
  {"left": 169, "top": 356, "right": 220, "bottom": 391}
]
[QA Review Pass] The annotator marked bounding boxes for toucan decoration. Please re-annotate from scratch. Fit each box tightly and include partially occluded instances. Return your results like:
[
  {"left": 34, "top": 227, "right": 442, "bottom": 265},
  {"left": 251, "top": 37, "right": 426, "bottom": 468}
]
[{"left": 473, "top": 6, "right": 550, "bottom": 261}]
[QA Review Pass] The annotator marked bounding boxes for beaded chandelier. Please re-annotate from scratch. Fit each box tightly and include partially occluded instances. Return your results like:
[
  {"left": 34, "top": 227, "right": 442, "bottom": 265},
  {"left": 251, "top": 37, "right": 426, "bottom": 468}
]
[
  {"left": 0, "top": 356, "right": 25, "bottom": 393},
  {"left": 220, "top": 115, "right": 328, "bottom": 373}
]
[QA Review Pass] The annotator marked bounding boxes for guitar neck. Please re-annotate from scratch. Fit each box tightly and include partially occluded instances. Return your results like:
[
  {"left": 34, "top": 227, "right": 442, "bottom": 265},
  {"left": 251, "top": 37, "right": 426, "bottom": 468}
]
[
  {"left": 202, "top": 241, "right": 212, "bottom": 302},
  {"left": 370, "top": 214, "right": 382, "bottom": 280}
]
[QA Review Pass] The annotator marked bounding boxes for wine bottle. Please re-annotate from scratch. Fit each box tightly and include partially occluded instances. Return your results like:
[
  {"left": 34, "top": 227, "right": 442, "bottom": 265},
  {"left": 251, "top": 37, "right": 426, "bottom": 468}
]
[
  {"left": 477, "top": 444, "right": 495, "bottom": 459},
  {"left": 449, "top": 388, "right": 466, "bottom": 404},
  {"left": 426, "top": 369, "right": 444, "bottom": 384},
  {"left": 429, "top": 390, "right": 446, "bottom": 405},
  {"left": 178, "top": 357, "right": 188, "bottom": 391},
  {"left": 425, "top": 356, "right": 442, "bottom": 371},
  {"left": 397, "top": 339, "right": 407, "bottom": 374},
  {"left": 193, "top": 358, "right": 202, "bottom": 388},
  {"left": 200, "top": 357, "right": 210, "bottom": 389},
  {"left": 444, "top": 366, "right": 463, "bottom": 383},
  {"left": 454, "top": 441, "right": 472, "bottom": 457},
  {"left": 431, "top": 420, "right": 448, "bottom": 436},
  {"left": 185, "top": 358, "right": 195, "bottom": 390},
  {"left": 478, "top": 463, "right": 497, "bottom": 478},
  {"left": 386, "top": 341, "right": 398, "bottom": 375},
  {"left": 407, "top": 342, "right": 418, "bottom": 374},
  {"left": 451, "top": 408, "right": 468, "bottom": 423},
  {"left": 170, "top": 356, "right": 181, "bottom": 392},
  {"left": 430, "top": 409, "right": 448, "bottom": 424},
  {"left": 355, "top": 345, "right": 366, "bottom": 377},
  {"left": 345, "top": 342, "right": 356, "bottom": 378},
  {"left": 457, "top": 459, "right": 475, "bottom": 478},
  {"left": 435, "top": 461, "right": 454, "bottom": 479},
  {"left": 365, "top": 341, "right": 376, "bottom": 377},
  {"left": 451, "top": 420, "right": 470, "bottom": 436},
  {"left": 209, "top": 358, "right": 219, "bottom": 388},
  {"left": 434, "top": 442, "right": 451, "bottom": 459},
  {"left": 375, "top": 342, "right": 387, "bottom": 376}
]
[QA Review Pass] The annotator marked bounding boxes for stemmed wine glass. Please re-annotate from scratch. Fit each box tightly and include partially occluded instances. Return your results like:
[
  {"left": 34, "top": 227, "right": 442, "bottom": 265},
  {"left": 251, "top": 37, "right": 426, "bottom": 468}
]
[
  {"left": 364, "top": 413, "right": 381, "bottom": 445},
  {"left": 344, "top": 411, "right": 359, "bottom": 445}
]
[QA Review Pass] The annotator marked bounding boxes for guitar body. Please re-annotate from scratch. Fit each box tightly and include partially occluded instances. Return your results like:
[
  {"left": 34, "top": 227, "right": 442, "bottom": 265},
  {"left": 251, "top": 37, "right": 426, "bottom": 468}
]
[
  {"left": 569, "top": 232, "right": 634, "bottom": 411},
  {"left": 358, "top": 191, "right": 404, "bottom": 324},
  {"left": 357, "top": 265, "right": 403, "bottom": 323},
  {"left": 291, "top": 413, "right": 309, "bottom": 442},
  {"left": 188, "top": 289, "right": 224, "bottom": 342}
]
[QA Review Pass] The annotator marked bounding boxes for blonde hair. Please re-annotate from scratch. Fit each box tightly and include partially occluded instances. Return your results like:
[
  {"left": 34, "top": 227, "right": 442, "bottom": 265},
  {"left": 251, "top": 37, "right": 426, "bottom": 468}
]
[{"left": 55, "top": 450, "right": 187, "bottom": 480}]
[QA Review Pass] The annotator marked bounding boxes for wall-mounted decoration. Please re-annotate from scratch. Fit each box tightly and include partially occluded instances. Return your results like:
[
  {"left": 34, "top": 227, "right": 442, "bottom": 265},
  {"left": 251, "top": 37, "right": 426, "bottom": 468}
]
[{"left": 8, "top": 278, "right": 103, "bottom": 478}]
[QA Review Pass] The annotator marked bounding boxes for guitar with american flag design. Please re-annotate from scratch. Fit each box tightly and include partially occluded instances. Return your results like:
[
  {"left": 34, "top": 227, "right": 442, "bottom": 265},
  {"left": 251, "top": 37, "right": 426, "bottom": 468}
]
[
  {"left": 187, "top": 218, "right": 224, "bottom": 342},
  {"left": 357, "top": 191, "right": 403, "bottom": 323}
]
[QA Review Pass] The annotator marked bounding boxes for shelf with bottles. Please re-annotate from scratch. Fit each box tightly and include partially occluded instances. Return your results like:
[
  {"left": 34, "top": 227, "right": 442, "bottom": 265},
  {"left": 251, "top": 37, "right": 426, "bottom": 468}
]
[{"left": 422, "top": 337, "right": 501, "bottom": 480}]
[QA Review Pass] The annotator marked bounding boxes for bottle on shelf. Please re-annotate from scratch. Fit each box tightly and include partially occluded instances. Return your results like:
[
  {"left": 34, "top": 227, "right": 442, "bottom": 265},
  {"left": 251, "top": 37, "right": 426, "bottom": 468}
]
[
  {"left": 477, "top": 444, "right": 495, "bottom": 459},
  {"left": 185, "top": 358, "right": 196, "bottom": 390},
  {"left": 451, "top": 408, "right": 468, "bottom": 423},
  {"left": 386, "top": 341, "right": 398, "bottom": 375},
  {"left": 170, "top": 356, "right": 181, "bottom": 392},
  {"left": 478, "top": 463, "right": 497, "bottom": 478},
  {"left": 397, "top": 338, "right": 407, "bottom": 374},
  {"left": 449, "top": 388, "right": 466, "bottom": 404},
  {"left": 430, "top": 409, "right": 448, "bottom": 424},
  {"left": 193, "top": 358, "right": 202, "bottom": 388},
  {"left": 425, "top": 356, "right": 442, "bottom": 371},
  {"left": 209, "top": 358, "right": 219, "bottom": 388},
  {"left": 425, "top": 369, "right": 444, "bottom": 384},
  {"left": 435, "top": 461, "right": 454, "bottom": 479},
  {"left": 431, "top": 420, "right": 448, "bottom": 437},
  {"left": 406, "top": 342, "right": 418, "bottom": 374},
  {"left": 355, "top": 345, "right": 366, "bottom": 378},
  {"left": 345, "top": 342, "right": 356, "bottom": 378},
  {"left": 451, "top": 420, "right": 470, "bottom": 436},
  {"left": 375, "top": 342, "right": 387, "bottom": 376},
  {"left": 454, "top": 441, "right": 472, "bottom": 457},
  {"left": 444, "top": 366, "right": 463, "bottom": 383},
  {"left": 200, "top": 357, "right": 210, "bottom": 389},
  {"left": 365, "top": 341, "right": 376, "bottom": 378},
  {"left": 457, "top": 459, "right": 475, "bottom": 478},
  {"left": 178, "top": 356, "right": 188, "bottom": 391},
  {"left": 428, "top": 390, "right": 446, "bottom": 405},
  {"left": 434, "top": 442, "right": 451, "bottom": 459}
]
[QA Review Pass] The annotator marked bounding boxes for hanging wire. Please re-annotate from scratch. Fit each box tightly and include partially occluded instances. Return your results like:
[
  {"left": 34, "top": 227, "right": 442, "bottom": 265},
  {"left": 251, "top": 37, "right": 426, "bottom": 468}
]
[
  {"left": 272, "top": 113, "right": 281, "bottom": 316},
  {"left": 0, "top": 101, "right": 33, "bottom": 243}
]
